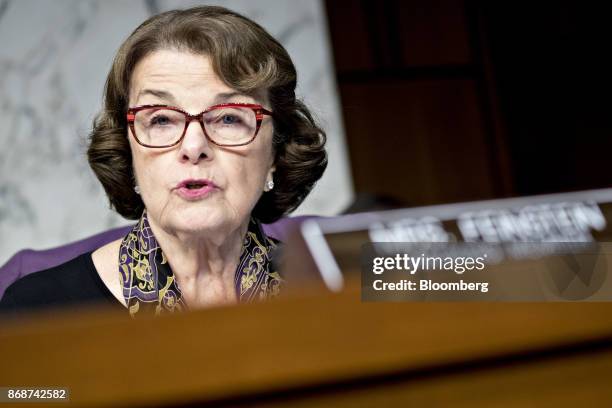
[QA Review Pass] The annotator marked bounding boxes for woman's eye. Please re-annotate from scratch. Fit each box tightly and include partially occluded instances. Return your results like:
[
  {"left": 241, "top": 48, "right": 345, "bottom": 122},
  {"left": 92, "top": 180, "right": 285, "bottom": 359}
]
[
  {"left": 222, "top": 115, "right": 240, "bottom": 125},
  {"left": 151, "top": 115, "right": 171, "bottom": 126}
]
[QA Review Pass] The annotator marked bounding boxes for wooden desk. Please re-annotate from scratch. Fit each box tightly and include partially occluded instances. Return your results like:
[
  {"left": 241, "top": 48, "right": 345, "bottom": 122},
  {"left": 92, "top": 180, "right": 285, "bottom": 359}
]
[{"left": 1, "top": 283, "right": 612, "bottom": 407}]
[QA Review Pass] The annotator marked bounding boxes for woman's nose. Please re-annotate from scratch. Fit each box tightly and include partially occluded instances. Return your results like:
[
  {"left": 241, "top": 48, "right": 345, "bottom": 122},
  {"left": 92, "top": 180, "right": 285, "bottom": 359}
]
[{"left": 179, "top": 118, "right": 212, "bottom": 163}]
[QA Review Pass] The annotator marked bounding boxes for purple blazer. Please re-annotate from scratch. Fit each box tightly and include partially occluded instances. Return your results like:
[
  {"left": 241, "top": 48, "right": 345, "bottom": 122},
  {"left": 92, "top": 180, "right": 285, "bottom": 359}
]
[{"left": 0, "top": 216, "right": 314, "bottom": 298}]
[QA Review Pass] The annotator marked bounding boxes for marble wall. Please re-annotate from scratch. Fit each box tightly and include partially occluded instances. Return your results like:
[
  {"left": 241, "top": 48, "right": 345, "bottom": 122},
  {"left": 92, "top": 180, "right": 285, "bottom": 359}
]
[{"left": 0, "top": 0, "right": 353, "bottom": 265}]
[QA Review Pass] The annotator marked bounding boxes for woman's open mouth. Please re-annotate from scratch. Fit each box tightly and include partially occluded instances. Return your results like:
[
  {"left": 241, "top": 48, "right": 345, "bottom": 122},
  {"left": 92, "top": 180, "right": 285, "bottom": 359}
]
[{"left": 175, "top": 179, "right": 218, "bottom": 200}]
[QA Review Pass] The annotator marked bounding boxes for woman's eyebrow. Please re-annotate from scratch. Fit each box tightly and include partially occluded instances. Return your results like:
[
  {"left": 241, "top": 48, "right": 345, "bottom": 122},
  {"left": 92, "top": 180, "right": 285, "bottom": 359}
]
[
  {"left": 214, "top": 91, "right": 258, "bottom": 104},
  {"left": 136, "top": 89, "right": 177, "bottom": 104},
  {"left": 136, "top": 89, "right": 261, "bottom": 106}
]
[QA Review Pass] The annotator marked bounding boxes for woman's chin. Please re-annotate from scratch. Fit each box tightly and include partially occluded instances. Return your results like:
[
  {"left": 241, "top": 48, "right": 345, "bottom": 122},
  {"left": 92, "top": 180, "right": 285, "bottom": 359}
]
[{"left": 168, "top": 206, "right": 238, "bottom": 234}]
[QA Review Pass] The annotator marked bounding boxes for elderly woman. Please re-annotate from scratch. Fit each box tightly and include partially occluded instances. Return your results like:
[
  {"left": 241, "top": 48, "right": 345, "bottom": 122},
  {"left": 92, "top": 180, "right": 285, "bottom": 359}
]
[{"left": 0, "top": 6, "right": 326, "bottom": 316}]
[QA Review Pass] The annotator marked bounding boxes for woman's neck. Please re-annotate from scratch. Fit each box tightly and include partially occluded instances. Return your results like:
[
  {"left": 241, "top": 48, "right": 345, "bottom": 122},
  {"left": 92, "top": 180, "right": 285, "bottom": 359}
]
[{"left": 147, "top": 218, "right": 250, "bottom": 307}]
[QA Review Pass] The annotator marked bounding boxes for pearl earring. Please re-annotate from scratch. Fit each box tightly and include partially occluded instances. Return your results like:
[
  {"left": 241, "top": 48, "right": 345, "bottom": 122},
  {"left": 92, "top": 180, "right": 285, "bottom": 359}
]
[
  {"left": 266, "top": 180, "right": 274, "bottom": 191},
  {"left": 134, "top": 185, "right": 140, "bottom": 194}
]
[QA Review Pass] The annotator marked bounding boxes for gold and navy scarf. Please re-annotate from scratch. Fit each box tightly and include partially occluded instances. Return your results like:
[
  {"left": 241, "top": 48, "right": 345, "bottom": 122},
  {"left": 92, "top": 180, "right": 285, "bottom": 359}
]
[{"left": 118, "top": 212, "right": 281, "bottom": 317}]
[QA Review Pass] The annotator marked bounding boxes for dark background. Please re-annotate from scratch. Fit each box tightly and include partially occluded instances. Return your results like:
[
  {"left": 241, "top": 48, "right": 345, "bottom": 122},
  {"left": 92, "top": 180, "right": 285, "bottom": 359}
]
[{"left": 324, "top": 0, "right": 612, "bottom": 208}]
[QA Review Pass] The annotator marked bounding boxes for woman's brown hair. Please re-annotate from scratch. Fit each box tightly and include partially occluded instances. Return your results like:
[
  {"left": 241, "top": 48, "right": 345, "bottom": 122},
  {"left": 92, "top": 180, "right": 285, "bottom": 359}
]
[{"left": 87, "top": 5, "right": 327, "bottom": 223}]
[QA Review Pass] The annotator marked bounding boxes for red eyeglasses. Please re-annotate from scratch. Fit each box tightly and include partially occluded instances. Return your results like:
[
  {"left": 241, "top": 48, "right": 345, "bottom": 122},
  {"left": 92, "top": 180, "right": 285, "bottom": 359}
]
[{"left": 126, "top": 103, "right": 273, "bottom": 148}]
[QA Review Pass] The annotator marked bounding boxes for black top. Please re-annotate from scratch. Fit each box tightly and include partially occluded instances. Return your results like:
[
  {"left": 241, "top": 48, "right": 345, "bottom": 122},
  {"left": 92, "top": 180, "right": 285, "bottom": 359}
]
[{"left": 0, "top": 252, "right": 125, "bottom": 316}]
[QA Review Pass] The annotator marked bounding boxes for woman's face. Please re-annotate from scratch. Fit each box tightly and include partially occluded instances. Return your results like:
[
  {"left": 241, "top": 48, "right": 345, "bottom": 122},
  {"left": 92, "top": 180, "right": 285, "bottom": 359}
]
[{"left": 128, "top": 49, "right": 275, "bottom": 236}]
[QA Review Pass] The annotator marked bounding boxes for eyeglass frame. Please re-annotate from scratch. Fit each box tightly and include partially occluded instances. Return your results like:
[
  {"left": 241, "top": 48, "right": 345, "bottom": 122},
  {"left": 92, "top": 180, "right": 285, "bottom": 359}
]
[{"left": 126, "top": 103, "right": 274, "bottom": 148}]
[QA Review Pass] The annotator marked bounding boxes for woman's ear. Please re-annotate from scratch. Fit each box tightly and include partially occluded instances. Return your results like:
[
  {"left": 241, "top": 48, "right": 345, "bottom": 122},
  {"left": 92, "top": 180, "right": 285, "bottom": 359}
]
[{"left": 267, "top": 165, "right": 276, "bottom": 179}]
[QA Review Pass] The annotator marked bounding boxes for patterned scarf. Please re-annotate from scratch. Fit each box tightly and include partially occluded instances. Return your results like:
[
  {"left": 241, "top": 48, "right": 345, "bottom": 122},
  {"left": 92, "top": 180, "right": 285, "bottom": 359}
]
[{"left": 118, "top": 212, "right": 282, "bottom": 317}]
